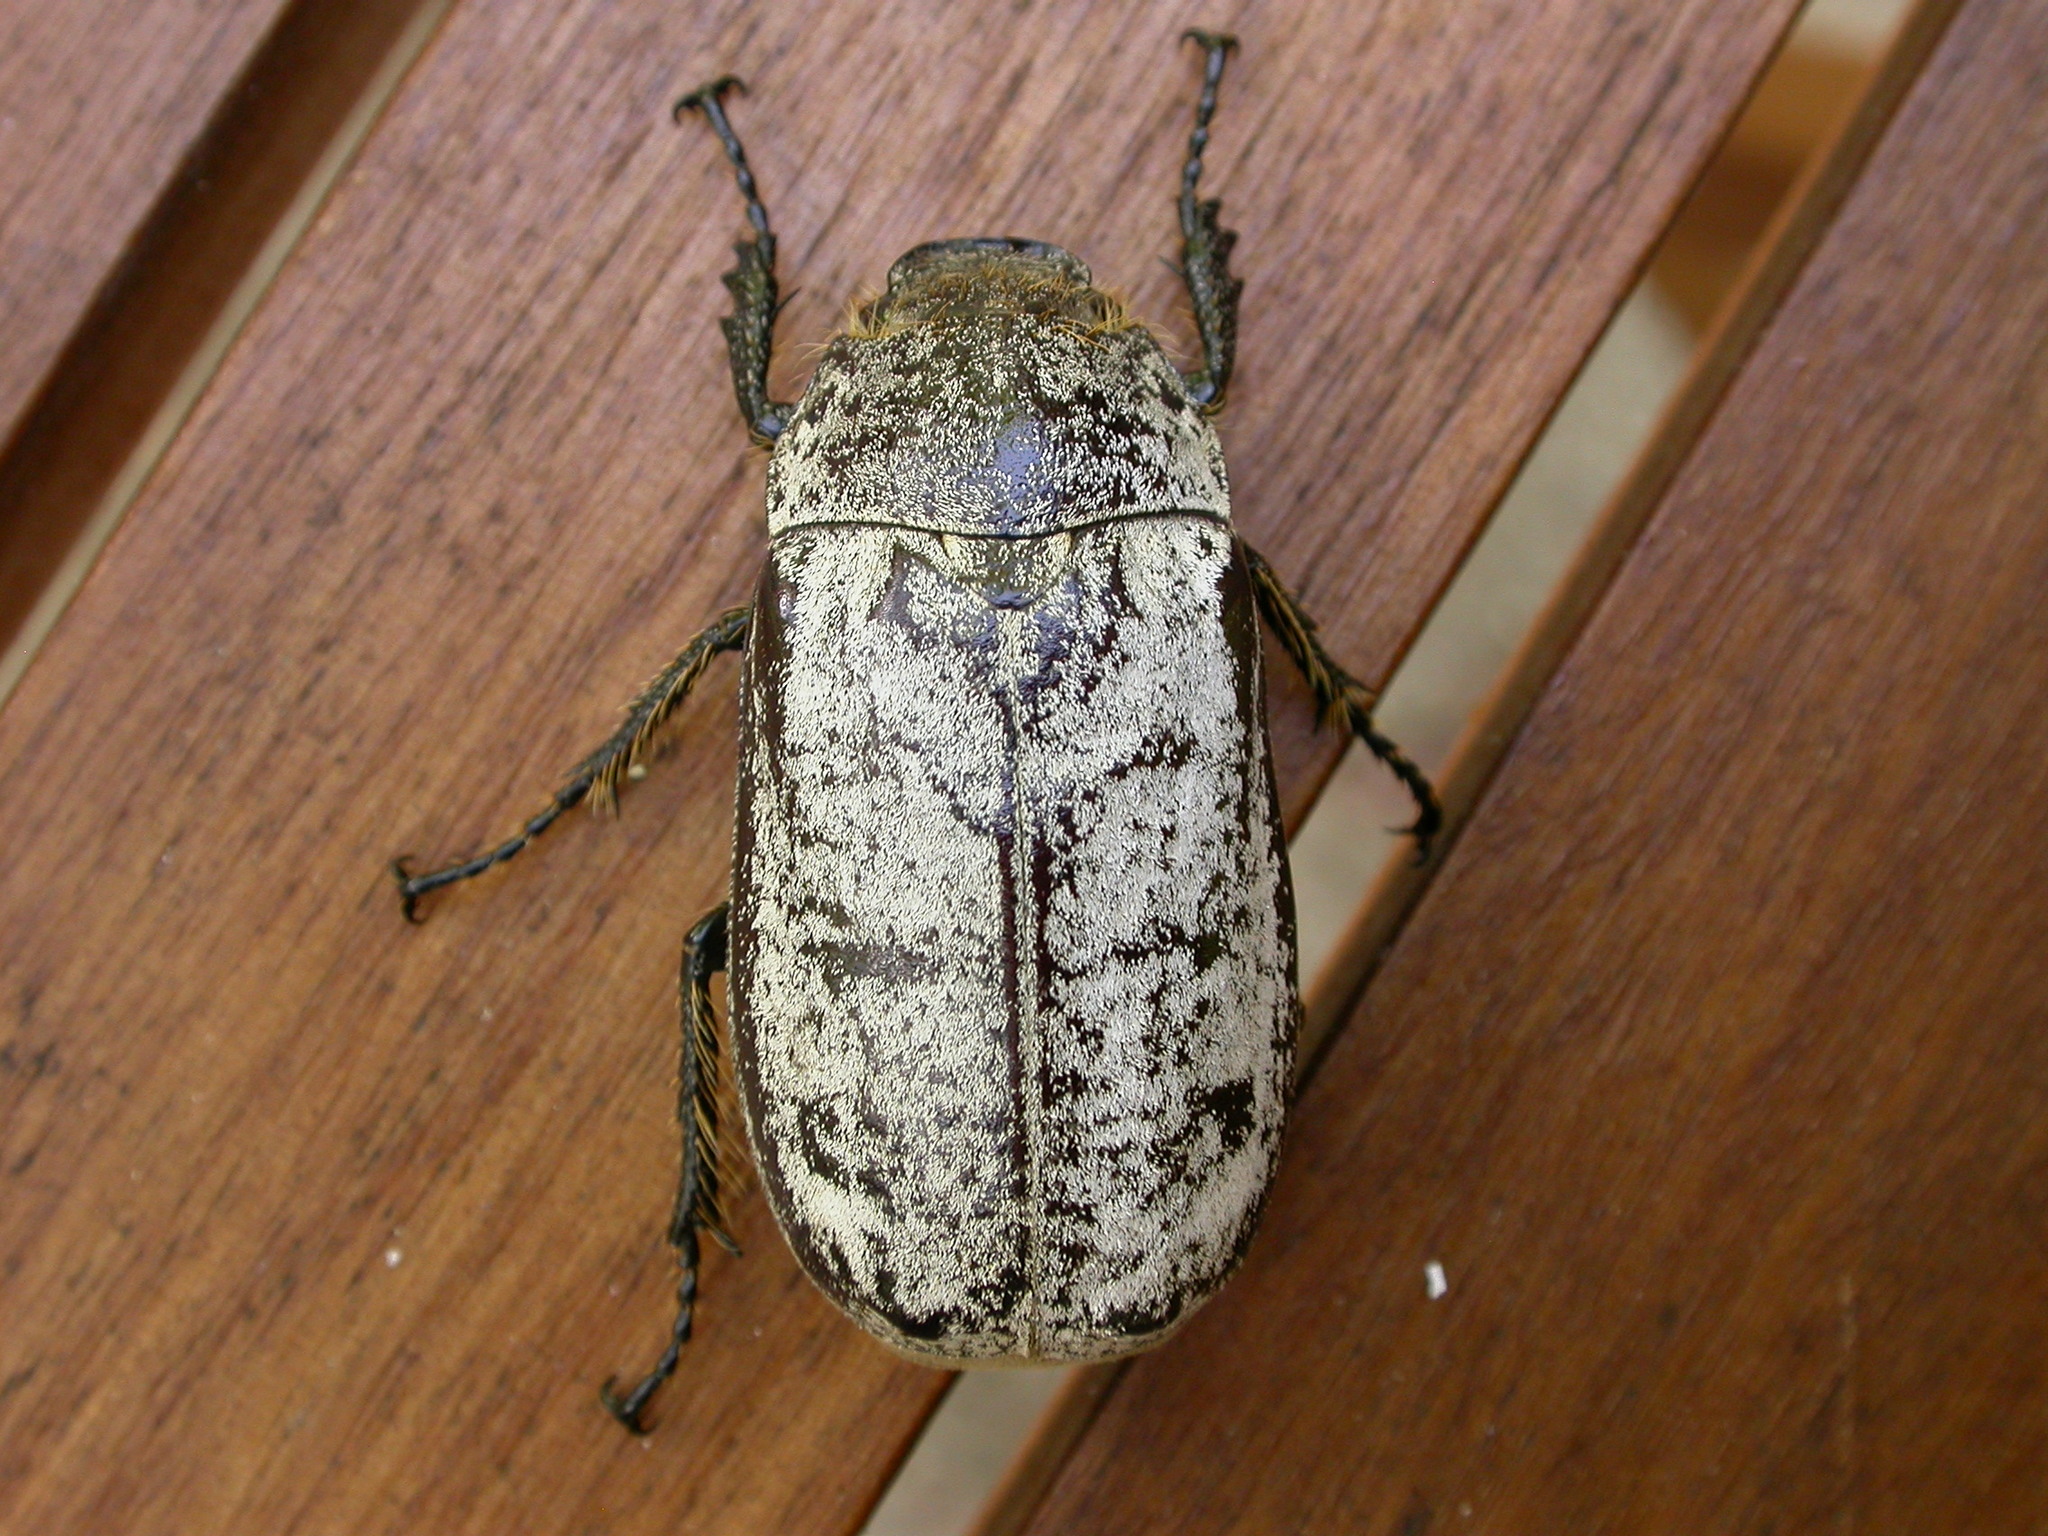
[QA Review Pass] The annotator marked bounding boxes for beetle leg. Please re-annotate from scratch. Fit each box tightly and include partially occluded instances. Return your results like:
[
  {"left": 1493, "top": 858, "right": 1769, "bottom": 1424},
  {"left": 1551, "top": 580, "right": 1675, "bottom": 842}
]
[
  {"left": 603, "top": 902, "right": 737, "bottom": 1436},
  {"left": 392, "top": 605, "right": 750, "bottom": 921},
  {"left": 1175, "top": 31, "right": 1243, "bottom": 411},
  {"left": 1241, "top": 542, "right": 1444, "bottom": 859},
  {"left": 676, "top": 77, "right": 793, "bottom": 446}
]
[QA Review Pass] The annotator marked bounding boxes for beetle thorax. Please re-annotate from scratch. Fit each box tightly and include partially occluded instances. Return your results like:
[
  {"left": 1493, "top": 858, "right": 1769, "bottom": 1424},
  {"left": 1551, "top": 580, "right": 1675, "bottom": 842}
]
[
  {"left": 764, "top": 240, "right": 1232, "bottom": 540},
  {"left": 851, "top": 240, "right": 1130, "bottom": 337}
]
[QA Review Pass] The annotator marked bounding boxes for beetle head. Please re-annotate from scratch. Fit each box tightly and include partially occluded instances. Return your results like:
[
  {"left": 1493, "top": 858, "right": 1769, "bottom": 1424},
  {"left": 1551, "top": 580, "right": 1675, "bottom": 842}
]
[{"left": 851, "top": 238, "right": 1130, "bottom": 336}]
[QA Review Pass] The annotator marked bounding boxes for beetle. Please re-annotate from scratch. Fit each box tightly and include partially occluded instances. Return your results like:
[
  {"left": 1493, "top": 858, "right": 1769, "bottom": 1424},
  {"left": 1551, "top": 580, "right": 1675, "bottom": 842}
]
[{"left": 395, "top": 32, "right": 1439, "bottom": 1435}]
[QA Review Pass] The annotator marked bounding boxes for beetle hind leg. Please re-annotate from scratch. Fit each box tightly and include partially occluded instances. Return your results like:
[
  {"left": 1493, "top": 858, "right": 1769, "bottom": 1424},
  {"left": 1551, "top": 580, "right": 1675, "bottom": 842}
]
[
  {"left": 1174, "top": 31, "right": 1244, "bottom": 410},
  {"left": 392, "top": 605, "right": 749, "bottom": 921},
  {"left": 602, "top": 902, "right": 739, "bottom": 1436},
  {"left": 676, "top": 77, "right": 793, "bottom": 445},
  {"left": 1242, "top": 542, "right": 1444, "bottom": 860}
]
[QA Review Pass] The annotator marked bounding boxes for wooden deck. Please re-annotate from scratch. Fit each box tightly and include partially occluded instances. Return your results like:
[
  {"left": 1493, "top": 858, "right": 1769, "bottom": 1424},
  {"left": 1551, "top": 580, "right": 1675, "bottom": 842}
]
[{"left": 2, "top": 0, "right": 2041, "bottom": 1530}]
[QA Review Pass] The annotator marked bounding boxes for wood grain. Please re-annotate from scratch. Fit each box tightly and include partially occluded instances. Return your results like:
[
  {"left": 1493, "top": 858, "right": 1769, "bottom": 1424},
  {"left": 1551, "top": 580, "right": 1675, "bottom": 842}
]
[
  {"left": 1018, "top": 0, "right": 2048, "bottom": 1528},
  {"left": 1649, "top": 39, "right": 1872, "bottom": 333},
  {"left": 0, "top": 0, "right": 287, "bottom": 442},
  {"left": 1300, "top": 0, "right": 1967, "bottom": 1078},
  {"left": 0, "top": 2, "right": 1804, "bottom": 1531},
  {"left": 0, "top": 0, "right": 446, "bottom": 657}
]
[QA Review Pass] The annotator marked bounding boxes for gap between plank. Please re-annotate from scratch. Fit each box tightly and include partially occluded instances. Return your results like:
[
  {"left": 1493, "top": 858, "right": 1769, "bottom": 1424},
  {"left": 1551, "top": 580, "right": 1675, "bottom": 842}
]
[
  {"left": 0, "top": 0, "right": 456, "bottom": 709},
  {"left": 953, "top": 0, "right": 1964, "bottom": 1531},
  {"left": 1296, "top": 0, "right": 1964, "bottom": 1076}
]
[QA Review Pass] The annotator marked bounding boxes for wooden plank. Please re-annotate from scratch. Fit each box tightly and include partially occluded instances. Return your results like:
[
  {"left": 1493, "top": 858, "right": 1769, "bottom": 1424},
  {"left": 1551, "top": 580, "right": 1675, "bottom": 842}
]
[
  {"left": 0, "top": 0, "right": 287, "bottom": 440},
  {"left": 975, "top": 19, "right": 1951, "bottom": 1523},
  {"left": 0, "top": 0, "right": 446, "bottom": 657},
  {"left": 0, "top": 2, "right": 1803, "bottom": 1532},
  {"left": 1016, "top": 0, "right": 2048, "bottom": 1528},
  {"left": 1648, "top": 38, "right": 1872, "bottom": 333},
  {"left": 1300, "top": 0, "right": 1966, "bottom": 1076}
]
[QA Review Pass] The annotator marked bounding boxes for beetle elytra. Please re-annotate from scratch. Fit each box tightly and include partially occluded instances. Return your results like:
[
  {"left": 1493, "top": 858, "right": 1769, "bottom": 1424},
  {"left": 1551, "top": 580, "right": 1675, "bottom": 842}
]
[{"left": 396, "top": 32, "right": 1439, "bottom": 1435}]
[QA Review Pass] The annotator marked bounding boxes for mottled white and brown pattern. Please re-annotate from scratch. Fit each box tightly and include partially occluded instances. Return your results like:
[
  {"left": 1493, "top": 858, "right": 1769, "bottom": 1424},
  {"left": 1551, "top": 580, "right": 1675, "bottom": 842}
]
[
  {"left": 729, "top": 245, "right": 1298, "bottom": 1364},
  {"left": 765, "top": 315, "right": 1229, "bottom": 540}
]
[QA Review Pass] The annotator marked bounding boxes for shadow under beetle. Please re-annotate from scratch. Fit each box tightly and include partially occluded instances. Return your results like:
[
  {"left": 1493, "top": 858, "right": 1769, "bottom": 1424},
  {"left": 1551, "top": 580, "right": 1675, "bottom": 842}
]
[{"left": 395, "top": 32, "right": 1440, "bottom": 1435}]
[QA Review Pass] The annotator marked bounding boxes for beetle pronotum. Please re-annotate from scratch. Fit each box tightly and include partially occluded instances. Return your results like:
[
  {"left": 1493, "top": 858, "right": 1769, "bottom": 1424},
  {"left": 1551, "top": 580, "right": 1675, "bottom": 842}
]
[{"left": 396, "top": 32, "right": 1439, "bottom": 1435}]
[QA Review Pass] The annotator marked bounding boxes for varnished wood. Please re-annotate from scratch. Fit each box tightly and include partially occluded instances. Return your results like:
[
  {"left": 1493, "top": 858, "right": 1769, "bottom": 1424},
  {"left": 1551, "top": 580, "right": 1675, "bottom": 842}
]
[
  {"left": 1649, "top": 40, "right": 1873, "bottom": 333},
  {"left": 0, "top": 0, "right": 290, "bottom": 442},
  {"left": 1301, "top": 0, "right": 1967, "bottom": 1074},
  {"left": 0, "top": 0, "right": 443, "bottom": 653},
  {"left": 0, "top": 2, "right": 1806, "bottom": 1531},
  {"left": 1017, "top": 0, "right": 2048, "bottom": 1527},
  {"left": 977, "top": 33, "right": 1954, "bottom": 1493}
]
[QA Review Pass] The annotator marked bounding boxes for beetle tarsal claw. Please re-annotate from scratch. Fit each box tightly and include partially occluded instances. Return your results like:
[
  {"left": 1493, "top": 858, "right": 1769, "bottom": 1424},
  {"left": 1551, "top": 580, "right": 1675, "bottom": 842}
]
[
  {"left": 672, "top": 74, "right": 745, "bottom": 123},
  {"left": 598, "top": 1376, "right": 653, "bottom": 1437},
  {"left": 389, "top": 859, "right": 426, "bottom": 924}
]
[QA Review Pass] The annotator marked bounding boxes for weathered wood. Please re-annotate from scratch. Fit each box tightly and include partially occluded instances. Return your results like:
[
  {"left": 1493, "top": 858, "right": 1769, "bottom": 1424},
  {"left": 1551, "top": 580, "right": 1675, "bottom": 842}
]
[
  {"left": 1017, "top": 0, "right": 2048, "bottom": 1528},
  {"left": 0, "top": 0, "right": 443, "bottom": 654},
  {"left": 0, "top": 1, "right": 1804, "bottom": 1531}
]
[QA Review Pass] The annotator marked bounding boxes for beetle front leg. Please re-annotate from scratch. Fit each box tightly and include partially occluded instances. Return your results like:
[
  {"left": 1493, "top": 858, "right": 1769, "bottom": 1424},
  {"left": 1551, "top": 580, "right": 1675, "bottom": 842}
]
[
  {"left": 392, "top": 605, "right": 749, "bottom": 920},
  {"left": 1175, "top": 31, "right": 1244, "bottom": 411},
  {"left": 676, "top": 78, "right": 793, "bottom": 446},
  {"left": 1241, "top": 542, "right": 1443, "bottom": 859},
  {"left": 603, "top": 902, "right": 739, "bottom": 1436}
]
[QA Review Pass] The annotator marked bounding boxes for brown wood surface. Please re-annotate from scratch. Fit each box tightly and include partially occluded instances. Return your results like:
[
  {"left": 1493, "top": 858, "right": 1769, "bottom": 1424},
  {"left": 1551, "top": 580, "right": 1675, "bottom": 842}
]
[
  {"left": 0, "top": 0, "right": 289, "bottom": 441},
  {"left": 0, "top": 0, "right": 445, "bottom": 654},
  {"left": 1300, "top": 0, "right": 1966, "bottom": 1087},
  {"left": 1018, "top": 0, "right": 2048, "bottom": 1528},
  {"left": 1648, "top": 39, "right": 1872, "bottom": 333},
  {"left": 0, "top": 2, "right": 1807, "bottom": 1532},
  {"left": 973, "top": 21, "right": 1943, "bottom": 1523}
]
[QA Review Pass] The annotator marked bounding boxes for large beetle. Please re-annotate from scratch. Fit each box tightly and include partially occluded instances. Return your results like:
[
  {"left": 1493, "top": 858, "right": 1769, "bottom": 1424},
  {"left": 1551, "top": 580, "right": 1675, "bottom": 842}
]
[{"left": 396, "top": 32, "right": 1438, "bottom": 1434}]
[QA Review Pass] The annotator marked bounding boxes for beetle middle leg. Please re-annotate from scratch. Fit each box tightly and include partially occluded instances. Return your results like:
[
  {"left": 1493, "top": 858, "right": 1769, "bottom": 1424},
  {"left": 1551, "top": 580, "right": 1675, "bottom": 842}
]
[
  {"left": 676, "top": 77, "right": 793, "bottom": 446},
  {"left": 1174, "top": 31, "right": 1244, "bottom": 410},
  {"left": 602, "top": 901, "right": 739, "bottom": 1436},
  {"left": 392, "top": 605, "right": 749, "bottom": 920},
  {"left": 1242, "top": 542, "right": 1444, "bottom": 858}
]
